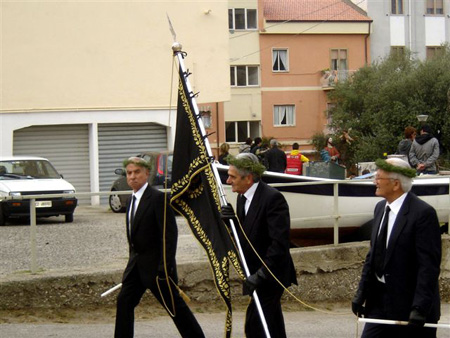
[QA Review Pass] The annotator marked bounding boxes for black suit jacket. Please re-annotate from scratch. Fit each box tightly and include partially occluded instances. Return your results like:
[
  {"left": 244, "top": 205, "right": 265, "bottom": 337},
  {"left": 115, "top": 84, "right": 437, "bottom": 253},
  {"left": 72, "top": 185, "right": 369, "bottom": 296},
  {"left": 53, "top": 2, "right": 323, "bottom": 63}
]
[
  {"left": 237, "top": 181, "right": 297, "bottom": 290},
  {"left": 122, "top": 185, "right": 178, "bottom": 287},
  {"left": 265, "top": 147, "right": 287, "bottom": 173},
  {"left": 357, "top": 192, "right": 441, "bottom": 321}
]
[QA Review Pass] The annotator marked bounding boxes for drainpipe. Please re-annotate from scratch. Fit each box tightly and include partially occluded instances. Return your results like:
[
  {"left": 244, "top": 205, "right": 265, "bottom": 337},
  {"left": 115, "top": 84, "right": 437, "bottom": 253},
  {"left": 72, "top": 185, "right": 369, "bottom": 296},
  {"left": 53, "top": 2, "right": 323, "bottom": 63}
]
[
  {"left": 409, "top": 0, "right": 412, "bottom": 54},
  {"left": 365, "top": 21, "right": 371, "bottom": 65}
]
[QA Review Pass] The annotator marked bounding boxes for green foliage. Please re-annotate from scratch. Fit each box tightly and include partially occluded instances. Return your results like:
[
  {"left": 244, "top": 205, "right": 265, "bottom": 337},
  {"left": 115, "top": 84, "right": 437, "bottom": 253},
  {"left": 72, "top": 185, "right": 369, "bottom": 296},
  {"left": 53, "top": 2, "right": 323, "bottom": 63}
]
[
  {"left": 327, "top": 45, "right": 450, "bottom": 164},
  {"left": 310, "top": 132, "right": 328, "bottom": 152}
]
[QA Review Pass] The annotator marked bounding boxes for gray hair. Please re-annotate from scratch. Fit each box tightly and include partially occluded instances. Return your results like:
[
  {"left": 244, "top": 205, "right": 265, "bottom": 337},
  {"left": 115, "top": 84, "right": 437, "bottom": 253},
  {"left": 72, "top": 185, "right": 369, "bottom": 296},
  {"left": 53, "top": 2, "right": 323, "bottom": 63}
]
[
  {"left": 270, "top": 139, "right": 278, "bottom": 147},
  {"left": 385, "top": 158, "right": 413, "bottom": 192},
  {"left": 234, "top": 153, "right": 261, "bottom": 182}
]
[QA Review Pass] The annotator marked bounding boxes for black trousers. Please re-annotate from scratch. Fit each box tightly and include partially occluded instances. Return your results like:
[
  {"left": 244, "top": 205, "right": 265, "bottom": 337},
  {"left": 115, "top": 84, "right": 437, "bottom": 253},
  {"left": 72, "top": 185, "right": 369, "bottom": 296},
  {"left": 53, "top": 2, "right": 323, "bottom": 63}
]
[
  {"left": 114, "top": 267, "right": 205, "bottom": 338},
  {"left": 245, "top": 284, "right": 286, "bottom": 338},
  {"left": 361, "top": 280, "right": 437, "bottom": 338}
]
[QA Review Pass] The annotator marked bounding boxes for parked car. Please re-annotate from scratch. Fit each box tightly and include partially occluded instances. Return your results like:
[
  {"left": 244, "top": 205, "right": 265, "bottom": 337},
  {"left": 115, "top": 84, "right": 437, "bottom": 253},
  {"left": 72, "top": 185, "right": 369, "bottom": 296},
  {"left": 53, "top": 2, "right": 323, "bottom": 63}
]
[
  {"left": 0, "top": 156, "right": 77, "bottom": 225},
  {"left": 109, "top": 151, "right": 173, "bottom": 213}
]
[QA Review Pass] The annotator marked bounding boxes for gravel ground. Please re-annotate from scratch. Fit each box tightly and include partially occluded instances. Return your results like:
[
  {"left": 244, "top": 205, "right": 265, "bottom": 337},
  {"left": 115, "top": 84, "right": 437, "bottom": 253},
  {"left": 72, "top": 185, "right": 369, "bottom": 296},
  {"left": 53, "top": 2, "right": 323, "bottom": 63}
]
[{"left": 0, "top": 206, "right": 206, "bottom": 278}]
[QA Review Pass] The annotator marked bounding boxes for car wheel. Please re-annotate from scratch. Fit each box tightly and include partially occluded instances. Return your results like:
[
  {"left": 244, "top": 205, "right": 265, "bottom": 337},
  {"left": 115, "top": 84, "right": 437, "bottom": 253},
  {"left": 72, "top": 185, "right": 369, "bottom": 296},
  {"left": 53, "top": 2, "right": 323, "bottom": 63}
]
[
  {"left": 109, "top": 190, "right": 126, "bottom": 213},
  {"left": 65, "top": 213, "right": 74, "bottom": 223}
]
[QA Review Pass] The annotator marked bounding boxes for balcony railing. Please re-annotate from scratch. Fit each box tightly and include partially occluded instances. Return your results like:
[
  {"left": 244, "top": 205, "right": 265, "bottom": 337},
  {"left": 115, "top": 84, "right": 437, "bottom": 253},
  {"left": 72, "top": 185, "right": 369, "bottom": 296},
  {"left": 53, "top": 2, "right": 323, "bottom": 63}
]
[{"left": 320, "top": 70, "right": 355, "bottom": 88}]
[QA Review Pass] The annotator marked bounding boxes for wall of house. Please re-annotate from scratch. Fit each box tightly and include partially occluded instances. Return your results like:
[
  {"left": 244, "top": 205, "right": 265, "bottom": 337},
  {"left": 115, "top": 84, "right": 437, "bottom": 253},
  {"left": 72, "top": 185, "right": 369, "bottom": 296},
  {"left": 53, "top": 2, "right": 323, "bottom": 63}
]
[
  {"left": 1, "top": 1, "right": 230, "bottom": 112},
  {"left": 259, "top": 34, "right": 369, "bottom": 150},
  {"left": 368, "top": 0, "right": 450, "bottom": 62},
  {"left": 226, "top": 0, "right": 262, "bottom": 149}
]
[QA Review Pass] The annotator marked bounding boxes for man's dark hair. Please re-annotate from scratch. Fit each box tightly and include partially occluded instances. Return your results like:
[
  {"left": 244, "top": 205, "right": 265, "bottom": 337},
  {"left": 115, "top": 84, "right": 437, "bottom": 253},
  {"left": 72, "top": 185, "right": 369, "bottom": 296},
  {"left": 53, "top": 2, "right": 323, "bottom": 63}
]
[
  {"left": 421, "top": 124, "right": 433, "bottom": 134},
  {"left": 292, "top": 142, "right": 299, "bottom": 150}
]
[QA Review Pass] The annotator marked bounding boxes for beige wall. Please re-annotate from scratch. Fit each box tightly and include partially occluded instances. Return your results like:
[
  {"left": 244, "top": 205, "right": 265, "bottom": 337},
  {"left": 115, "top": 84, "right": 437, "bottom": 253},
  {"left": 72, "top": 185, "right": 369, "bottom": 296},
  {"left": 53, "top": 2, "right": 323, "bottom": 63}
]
[
  {"left": 1, "top": 0, "right": 230, "bottom": 111},
  {"left": 226, "top": 0, "right": 261, "bottom": 123}
]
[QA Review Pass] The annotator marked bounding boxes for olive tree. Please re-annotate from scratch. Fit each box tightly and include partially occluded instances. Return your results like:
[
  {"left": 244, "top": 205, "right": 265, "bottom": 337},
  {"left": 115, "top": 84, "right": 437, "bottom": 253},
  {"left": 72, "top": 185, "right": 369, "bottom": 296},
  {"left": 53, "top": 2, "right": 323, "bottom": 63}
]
[{"left": 326, "top": 45, "right": 450, "bottom": 168}]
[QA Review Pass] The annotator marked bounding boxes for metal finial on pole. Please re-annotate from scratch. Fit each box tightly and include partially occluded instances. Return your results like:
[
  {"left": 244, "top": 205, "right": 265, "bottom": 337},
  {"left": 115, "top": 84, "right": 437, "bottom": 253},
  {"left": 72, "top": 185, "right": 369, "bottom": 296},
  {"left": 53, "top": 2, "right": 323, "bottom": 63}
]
[
  {"left": 167, "top": 14, "right": 182, "bottom": 53},
  {"left": 166, "top": 13, "right": 177, "bottom": 42}
]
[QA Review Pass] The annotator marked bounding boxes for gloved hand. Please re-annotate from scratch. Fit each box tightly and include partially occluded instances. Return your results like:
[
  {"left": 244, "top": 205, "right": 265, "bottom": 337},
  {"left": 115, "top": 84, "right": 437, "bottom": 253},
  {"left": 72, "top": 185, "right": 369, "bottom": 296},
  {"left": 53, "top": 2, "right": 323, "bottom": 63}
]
[
  {"left": 408, "top": 308, "right": 426, "bottom": 327},
  {"left": 220, "top": 203, "right": 237, "bottom": 227},
  {"left": 244, "top": 269, "right": 266, "bottom": 294},
  {"left": 351, "top": 289, "right": 365, "bottom": 317}
]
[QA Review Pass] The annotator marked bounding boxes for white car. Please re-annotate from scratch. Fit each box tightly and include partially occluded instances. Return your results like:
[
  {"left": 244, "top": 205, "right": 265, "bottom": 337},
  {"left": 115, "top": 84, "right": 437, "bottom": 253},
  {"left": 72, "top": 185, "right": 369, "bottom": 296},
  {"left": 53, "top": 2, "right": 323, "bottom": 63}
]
[{"left": 0, "top": 156, "right": 77, "bottom": 225}]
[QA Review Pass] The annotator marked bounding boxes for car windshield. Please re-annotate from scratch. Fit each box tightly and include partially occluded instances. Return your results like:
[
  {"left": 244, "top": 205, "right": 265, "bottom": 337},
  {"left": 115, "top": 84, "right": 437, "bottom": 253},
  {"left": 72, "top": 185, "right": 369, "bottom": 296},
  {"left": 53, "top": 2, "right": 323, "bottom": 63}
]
[{"left": 0, "top": 160, "right": 61, "bottom": 179}]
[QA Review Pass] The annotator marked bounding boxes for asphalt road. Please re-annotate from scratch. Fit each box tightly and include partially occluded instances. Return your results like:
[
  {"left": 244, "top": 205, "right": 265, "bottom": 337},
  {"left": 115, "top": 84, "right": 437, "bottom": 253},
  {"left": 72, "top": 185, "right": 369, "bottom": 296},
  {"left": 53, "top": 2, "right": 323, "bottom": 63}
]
[
  {"left": 1, "top": 206, "right": 449, "bottom": 337},
  {"left": 1, "top": 305, "right": 449, "bottom": 338}
]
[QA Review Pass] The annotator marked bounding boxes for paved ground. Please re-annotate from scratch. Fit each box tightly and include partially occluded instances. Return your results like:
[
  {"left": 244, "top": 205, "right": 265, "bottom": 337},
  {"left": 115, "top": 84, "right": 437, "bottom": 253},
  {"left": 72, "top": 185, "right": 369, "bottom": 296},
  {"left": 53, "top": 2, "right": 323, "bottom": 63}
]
[
  {"left": 1, "top": 206, "right": 449, "bottom": 337},
  {"left": 1, "top": 305, "right": 449, "bottom": 337}
]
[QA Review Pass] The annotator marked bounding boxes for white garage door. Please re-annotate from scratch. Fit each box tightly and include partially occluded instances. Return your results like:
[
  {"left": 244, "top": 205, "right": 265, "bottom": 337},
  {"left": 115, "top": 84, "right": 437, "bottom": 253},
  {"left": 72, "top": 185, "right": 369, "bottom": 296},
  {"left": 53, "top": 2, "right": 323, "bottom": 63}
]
[
  {"left": 98, "top": 123, "right": 168, "bottom": 205},
  {"left": 13, "top": 124, "right": 91, "bottom": 205}
]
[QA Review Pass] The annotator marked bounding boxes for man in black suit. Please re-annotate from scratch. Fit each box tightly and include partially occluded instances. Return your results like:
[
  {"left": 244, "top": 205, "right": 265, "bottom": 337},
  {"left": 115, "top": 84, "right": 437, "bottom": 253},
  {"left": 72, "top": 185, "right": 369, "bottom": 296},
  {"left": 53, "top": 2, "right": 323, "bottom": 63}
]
[
  {"left": 264, "top": 139, "right": 287, "bottom": 173},
  {"left": 114, "top": 157, "right": 204, "bottom": 338},
  {"left": 223, "top": 153, "right": 297, "bottom": 338},
  {"left": 352, "top": 158, "right": 441, "bottom": 338}
]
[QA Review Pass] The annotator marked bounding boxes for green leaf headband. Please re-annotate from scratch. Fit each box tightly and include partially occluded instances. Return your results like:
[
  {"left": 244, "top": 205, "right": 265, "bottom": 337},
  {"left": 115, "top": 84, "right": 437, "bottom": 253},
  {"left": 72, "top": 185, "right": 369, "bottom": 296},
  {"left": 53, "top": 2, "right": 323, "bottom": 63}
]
[
  {"left": 375, "top": 159, "right": 416, "bottom": 178},
  {"left": 226, "top": 155, "right": 266, "bottom": 177}
]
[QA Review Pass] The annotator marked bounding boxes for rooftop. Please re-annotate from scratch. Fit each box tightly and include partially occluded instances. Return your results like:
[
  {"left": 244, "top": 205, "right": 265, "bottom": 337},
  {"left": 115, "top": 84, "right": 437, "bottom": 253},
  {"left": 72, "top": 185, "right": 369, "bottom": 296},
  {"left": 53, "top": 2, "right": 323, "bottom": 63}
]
[{"left": 264, "top": 0, "right": 372, "bottom": 22}]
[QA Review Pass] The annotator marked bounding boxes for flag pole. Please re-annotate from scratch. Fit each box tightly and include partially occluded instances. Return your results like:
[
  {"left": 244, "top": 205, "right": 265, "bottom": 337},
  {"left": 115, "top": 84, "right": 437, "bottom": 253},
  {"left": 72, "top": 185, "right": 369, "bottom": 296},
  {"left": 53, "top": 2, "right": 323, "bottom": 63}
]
[{"left": 172, "top": 42, "right": 271, "bottom": 338}]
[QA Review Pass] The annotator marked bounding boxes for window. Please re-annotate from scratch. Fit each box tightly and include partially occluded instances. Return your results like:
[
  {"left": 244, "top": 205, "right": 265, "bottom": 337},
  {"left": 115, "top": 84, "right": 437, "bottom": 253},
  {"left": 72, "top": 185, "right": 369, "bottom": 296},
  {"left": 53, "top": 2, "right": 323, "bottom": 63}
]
[
  {"left": 426, "top": 0, "right": 444, "bottom": 14},
  {"left": 225, "top": 121, "right": 260, "bottom": 143},
  {"left": 427, "top": 46, "right": 444, "bottom": 59},
  {"left": 229, "top": 8, "right": 257, "bottom": 30},
  {"left": 331, "top": 49, "right": 348, "bottom": 71},
  {"left": 199, "top": 106, "right": 212, "bottom": 128},
  {"left": 326, "top": 103, "right": 336, "bottom": 127},
  {"left": 330, "top": 49, "right": 348, "bottom": 82},
  {"left": 390, "top": 46, "right": 405, "bottom": 57},
  {"left": 273, "top": 105, "right": 295, "bottom": 127},
  {"left": 391, "top": 0, "right": 403, "bottom": 14},
  {"left": 272, "top": 49, "right": 289, "bottom": 72},
  {"left": 230, "top": 66, "right": 259, "bottom": 86}
]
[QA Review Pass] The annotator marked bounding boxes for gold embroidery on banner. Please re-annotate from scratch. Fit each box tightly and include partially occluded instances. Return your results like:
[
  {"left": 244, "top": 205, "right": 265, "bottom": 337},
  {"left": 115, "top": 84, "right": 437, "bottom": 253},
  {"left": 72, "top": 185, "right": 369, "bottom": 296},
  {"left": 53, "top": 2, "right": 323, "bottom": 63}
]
[{"left": 172, "top": 77, "right": 244, "bottom": 336}]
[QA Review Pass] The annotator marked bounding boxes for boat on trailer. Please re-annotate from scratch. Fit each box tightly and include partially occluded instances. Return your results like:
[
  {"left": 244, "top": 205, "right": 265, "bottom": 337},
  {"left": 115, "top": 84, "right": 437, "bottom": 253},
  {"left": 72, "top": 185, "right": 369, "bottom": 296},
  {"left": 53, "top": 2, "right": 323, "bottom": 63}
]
[{"left": 216, "top": 163, "right": 450, "bottom": 247}]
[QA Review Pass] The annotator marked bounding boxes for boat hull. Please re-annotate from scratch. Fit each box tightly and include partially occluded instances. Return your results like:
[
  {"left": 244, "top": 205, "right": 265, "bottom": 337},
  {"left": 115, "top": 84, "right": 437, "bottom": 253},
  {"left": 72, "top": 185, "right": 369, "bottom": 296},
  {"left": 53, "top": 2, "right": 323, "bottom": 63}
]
[{"left": 217, "top": 164, "right": 449, "bottom": 246}]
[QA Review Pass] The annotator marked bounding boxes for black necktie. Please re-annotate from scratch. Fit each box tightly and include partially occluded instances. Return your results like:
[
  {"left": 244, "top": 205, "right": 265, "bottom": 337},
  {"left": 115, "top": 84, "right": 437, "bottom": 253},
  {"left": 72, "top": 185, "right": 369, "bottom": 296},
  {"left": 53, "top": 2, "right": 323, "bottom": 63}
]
[
  {"left": 374, "top": 206, "right": 390, "bottom": 277},
  {"left": 237, "top": 194, "right": 246, "bottom": 223},
  {"left": 129, "top": 195, "right": 136, "bottom": 236}
]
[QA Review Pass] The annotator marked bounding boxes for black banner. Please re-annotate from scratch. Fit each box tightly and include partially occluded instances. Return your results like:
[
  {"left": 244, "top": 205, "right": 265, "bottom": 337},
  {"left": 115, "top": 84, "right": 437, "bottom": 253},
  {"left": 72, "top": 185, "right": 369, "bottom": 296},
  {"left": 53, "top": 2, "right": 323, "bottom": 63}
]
[{"left": 170, "top": 65, "right": 244, "bottom": 338}]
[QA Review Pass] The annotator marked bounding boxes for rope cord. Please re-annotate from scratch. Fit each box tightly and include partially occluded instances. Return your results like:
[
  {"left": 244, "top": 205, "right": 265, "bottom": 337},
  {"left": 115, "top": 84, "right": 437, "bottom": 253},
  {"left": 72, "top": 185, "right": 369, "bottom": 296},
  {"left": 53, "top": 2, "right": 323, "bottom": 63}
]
[{"left": 233, "top": 215, "right": 351, "bottom": 315}]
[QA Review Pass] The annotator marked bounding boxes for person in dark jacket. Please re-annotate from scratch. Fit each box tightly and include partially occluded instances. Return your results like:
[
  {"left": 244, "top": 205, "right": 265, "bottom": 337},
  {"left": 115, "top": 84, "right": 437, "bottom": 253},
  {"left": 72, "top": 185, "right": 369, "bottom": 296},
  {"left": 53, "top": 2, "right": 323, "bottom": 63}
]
[
  {"left": 409, "top": 124, "right": 440, "bottom": 174},
  {"left": 218, "top": 142, "right": 230, "bottom": 165},
  {"left": 223, "top": 153, "right": 297, "bottom": 338},
  {"left": 114, "top": 157, "right": 204, "bottom": 338},
  {"left": 352, "top": 158, "right": 441, "bottom": 338},
  {"left": 264, "top": 139, "right": 287, "bottom": 173},
  {"left": 396, "top": 126, "right": 416, "bottom": 162}
]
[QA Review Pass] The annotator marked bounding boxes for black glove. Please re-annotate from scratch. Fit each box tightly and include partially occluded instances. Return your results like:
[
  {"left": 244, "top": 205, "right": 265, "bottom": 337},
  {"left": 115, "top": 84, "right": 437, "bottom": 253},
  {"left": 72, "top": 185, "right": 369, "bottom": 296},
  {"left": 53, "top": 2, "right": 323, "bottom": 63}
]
[
  {"left": 408, "top": 308, "right": 426, "bottom": 327},
  {"left": 351, "top": 289, "right": 365, "bottom": 317},
  {"left": 245, "top": 269, "right": 266, "bottom": 294},
  {"left": 220, "top": 203, "right": 237, "bottom": 226}
]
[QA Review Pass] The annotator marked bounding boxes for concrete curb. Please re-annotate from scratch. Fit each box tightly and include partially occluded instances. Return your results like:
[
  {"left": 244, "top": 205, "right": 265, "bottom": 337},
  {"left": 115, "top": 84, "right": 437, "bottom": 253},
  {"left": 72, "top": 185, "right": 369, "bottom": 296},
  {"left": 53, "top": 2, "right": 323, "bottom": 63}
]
[{"left": 1, "top": 238, "right": 449, "bottom": 311}]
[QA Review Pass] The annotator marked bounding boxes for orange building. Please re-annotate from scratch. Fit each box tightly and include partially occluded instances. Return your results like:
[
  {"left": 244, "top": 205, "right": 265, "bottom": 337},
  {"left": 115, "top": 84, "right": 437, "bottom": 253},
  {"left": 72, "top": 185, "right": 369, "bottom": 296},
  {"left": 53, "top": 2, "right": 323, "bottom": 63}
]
[{"left": 257, "top": 0, "right": 372, "bottom": 154}]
